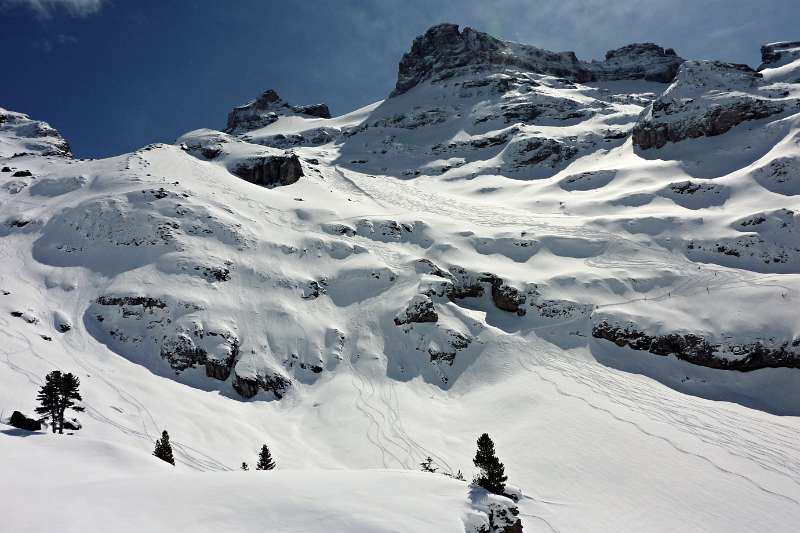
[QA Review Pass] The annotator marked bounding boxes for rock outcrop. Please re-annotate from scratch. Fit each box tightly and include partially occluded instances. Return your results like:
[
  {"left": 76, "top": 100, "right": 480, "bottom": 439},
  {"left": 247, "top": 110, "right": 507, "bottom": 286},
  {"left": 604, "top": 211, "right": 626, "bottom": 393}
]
[
  {"left": 0, "top": 107, "right": 72, "bottom": 158},
  {"left": 392, "top": 23, "right": 683, "bottom": 96},
  {"left": 465, "top": 491, "right": 524, "bottom": 533},
  {"left": 592, "top": 320, "right": 800, "bottom": 371},
  {"left": 232, "top": 368, "right": 291, "bottom": 399},
  {"left": 490, "top": 283, "right": 527, "bottom": 316},
  {"left": 394, "top": 294, "right": 438, "bottom": 325},
  {"left": 91, "top": 295, "right": 241, "bottom": 385},
  {"left": 230, "top": 153, "right": 304, "bottom": 187},
  {"left": 758, "top": 41, "right": 800, "bottom": 70},
  {"left": 225, "top": 89, "right": 330, "bottom": 133},
  {"left": 632, "top": 60, "right": 793, "bottom": 149}
]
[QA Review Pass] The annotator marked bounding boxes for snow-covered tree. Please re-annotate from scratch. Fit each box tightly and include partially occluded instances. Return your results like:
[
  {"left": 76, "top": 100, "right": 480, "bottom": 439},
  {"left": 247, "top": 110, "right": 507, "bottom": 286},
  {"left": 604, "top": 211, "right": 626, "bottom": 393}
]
[
  {"left": 153, "top": 430, "right": 175, "bottom": 465},
  {"left": 256, "top": 444, "right": 275, "bottom": 470},
  {"left": 473, "top": 433, "right": 507, "bottom": 495}
]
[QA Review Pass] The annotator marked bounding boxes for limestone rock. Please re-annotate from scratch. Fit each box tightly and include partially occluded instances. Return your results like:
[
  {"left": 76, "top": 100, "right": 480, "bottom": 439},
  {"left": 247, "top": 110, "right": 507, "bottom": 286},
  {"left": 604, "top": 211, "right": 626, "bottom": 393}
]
[
  {"left": 392, "top": 23, "right": 683, "bottom": 96},
  {"left": 231, "top": 153, "right": 304, "bottom": 187},
  {"left": 226, "top": 89, "right": 330, "bottom": 133},
  {"left": 632, "top": 60, "right": 793, "bottom": 149},
  {"left": 394, "top": 294, "right": 438, "bottom": 325}
]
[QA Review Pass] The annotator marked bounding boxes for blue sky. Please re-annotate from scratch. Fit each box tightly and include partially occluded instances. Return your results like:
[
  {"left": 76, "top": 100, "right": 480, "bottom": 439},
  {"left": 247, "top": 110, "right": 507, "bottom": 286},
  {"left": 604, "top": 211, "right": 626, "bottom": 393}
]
[{"left": 2, "top": 0, "right": 798, "bottom": 158}]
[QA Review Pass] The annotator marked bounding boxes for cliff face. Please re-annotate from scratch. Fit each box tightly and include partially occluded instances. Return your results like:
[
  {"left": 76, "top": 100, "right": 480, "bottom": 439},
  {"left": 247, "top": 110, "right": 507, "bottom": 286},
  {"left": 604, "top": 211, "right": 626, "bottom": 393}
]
[{"left": 392, "top": 24, "right": 683, "bottom": 96}]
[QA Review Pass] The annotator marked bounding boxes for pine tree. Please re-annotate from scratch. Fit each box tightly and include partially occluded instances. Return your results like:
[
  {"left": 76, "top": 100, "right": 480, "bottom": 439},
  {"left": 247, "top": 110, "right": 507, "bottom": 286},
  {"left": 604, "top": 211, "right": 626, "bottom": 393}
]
[
  {"left": 420, "top": 456, "right": 438, "bottom": 473},
  {"left": 153, "top": 430, "right": 175, "bottom": 465},
  {"left": 35, "top": 370, "right": 84, "bottom": 434},
  {"left": 473, "top": 433, "right": 507, "bottom": 495},
  {"left": 241, "top": 462, "right": 249, "bottom": 471},
  {"left": 57, "top": 372, "right": 83, "bottom": 434},
  {"left": 35, "top": 371, "right": 61, "bottom": 433},
  {"left": 256, "top": 444, "right": 275, "bottom": 470},
  {"left": 454, "top": 469, "right": 465, "bottom": 481}
]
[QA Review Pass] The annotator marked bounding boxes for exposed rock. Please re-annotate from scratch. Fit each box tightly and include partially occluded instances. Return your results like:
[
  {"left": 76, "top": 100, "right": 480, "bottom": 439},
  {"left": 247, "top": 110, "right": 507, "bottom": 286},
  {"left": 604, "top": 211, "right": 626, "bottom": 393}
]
[
  {"left": 597, "top": 43, "right": 681, "bottom": 83},
  {"left": 92, "top": 295, "right": 240, "bottom": 382},
  {"left": 759, "top": 41, "right": 800, "bottom": 70},
  {"left": 394, "top": 294, "right": 438, "bottom": 325},
  {"left": 291, "top": 103, "right": 331, "bottom": 119},
  {"left": 225, "top": 89, "right": 330, "bottom": 133},
  {"left": 491, "top": 283, "right": 527, "bottom": 316},
  {"left": 232, "top": 369, "right": 291, "bottom": 399},
  {"left": 632, "top": 61, "right": 791, "bottom": 149},
  {"left": 592, "top": 320, "right": 800, "bottom": 371},
  {"left": 428, "top": 329, "right": 472, "bottom": 365},
  {"left": 445, "top": 266, "right": 501, "bottom": 300},
  {"left": 466, "top": 492, "right": 524, "bottom": 533},
  {"left": 392, "top": 23, "right": 683, "bottom": 96},
  {"left": 0, "top": 107, "right": 72, "bottom": 158},
  {"left": 231, "top": 153, "right": 304, "bottom": 187},
  {"left": 508, "top": 136, "right": 579, "bottom": 167},
  {"left": 244, "top": 127, "right": 339, "bottom": 149},
  {"left": 9, "top": 411, "right": 41, "bottom": 431},
  {"left": 485, "top": 500, "right": 523, "bottom": 533},
  {"left": 301, "top": 279, "right": 328, "bottom": 300}
]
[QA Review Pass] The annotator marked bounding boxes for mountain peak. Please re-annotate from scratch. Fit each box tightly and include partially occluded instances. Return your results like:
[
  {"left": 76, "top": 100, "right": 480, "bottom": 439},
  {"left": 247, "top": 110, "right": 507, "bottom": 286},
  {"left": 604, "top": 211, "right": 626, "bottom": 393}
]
[
  {"left": 225, "top": 89, "right": 330, "bottom": 133},
  {"left": 392, "top": 24, "right": 684, "bottom": 96},
  {"left": 0, "top": 107, "right": 72, "bottom": 158}
]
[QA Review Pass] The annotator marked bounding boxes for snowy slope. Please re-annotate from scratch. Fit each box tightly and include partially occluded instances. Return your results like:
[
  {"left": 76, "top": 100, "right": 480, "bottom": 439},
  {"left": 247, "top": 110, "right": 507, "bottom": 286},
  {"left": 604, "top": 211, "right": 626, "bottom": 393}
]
[{"left": 3, "top": 24, "right": 800, "bottom": 532}]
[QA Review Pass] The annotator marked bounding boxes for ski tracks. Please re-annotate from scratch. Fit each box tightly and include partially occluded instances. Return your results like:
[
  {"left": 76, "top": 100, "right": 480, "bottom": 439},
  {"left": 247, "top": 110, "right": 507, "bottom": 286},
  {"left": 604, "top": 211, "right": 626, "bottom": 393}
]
[{"left": 516, "top": 353, "right": 800, "bottom": 508}]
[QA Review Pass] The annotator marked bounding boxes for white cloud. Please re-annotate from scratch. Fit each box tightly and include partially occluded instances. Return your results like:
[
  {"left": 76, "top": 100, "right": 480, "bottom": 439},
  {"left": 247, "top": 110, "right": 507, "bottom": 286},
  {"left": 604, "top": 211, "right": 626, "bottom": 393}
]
[{"left": 3, "top": 0, "right": 105, "bottom": 18}]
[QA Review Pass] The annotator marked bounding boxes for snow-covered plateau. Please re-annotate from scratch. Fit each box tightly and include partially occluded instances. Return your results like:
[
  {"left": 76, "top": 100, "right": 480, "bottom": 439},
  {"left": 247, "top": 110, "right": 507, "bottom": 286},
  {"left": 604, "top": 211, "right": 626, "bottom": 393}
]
[{"left": 3, "top": 23, "right": 800, "bottom": 532}]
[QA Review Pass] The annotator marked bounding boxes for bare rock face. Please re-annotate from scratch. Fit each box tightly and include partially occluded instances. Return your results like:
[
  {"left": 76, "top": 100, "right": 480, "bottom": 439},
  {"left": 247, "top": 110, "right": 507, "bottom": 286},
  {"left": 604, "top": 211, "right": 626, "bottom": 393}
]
[
  {"left": 394, "top": 294, "right": 438, "bottom": 325},
  {"left": 232, "top": 368, "right": 291, "bottom": 399},
  {"left": 490, "top": 283, "right": 527, "bottom": 316},
  {"left": 392, "top": 23, "right": 683, "bottom": 96},
  {"left": 91, "top": 295, "right": 241, "bottom": 384},
  {"left": 592, "top": 320, "right": 800, "bottom": 371},
  {"left": 758, "top": 41, "right": 800, "bottom": 70},
  {"left": 231, "top": 153, "right": 304, "bottom": 187},
  {"left": 291, "top": 103, "right": 331, "bottom": 119},
  {"left": 597, "top": 43, "right": 682, "bottom": 82},
  {"left": 225, "top": 89, "right": 330, "bottom": 133},
  {"left": 0, "top": 107, "right": 72, "bottom": 158},
  {"left": 632, "top": 61, "right": 791, "bottom": 149}
]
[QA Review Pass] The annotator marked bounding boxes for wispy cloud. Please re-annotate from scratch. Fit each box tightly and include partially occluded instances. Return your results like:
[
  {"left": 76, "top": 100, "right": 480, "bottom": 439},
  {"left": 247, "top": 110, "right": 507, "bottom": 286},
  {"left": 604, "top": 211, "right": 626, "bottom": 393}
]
[
  {"left": 2, "top": 0, "right": 105, "bottom": 18},
  {"left": 38, "top": 32, "right": 78, "bottom": 52}
]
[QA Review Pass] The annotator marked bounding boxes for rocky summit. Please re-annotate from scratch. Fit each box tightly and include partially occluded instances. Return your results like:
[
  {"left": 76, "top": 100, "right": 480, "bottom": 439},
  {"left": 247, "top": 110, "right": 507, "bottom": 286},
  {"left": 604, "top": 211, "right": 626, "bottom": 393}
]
[
  {"left": 3, "top": 22, "right": 800, "bottom": 533},
  {"left": 392, "top": 23, "right": 683, "bottom": 95}
]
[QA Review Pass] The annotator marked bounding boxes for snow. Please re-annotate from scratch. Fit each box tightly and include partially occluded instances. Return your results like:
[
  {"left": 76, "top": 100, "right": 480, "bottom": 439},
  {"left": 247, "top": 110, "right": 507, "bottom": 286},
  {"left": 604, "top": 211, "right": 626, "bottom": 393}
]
[{"left": 3, "top": 25, "right": 800, "bottom": 533}]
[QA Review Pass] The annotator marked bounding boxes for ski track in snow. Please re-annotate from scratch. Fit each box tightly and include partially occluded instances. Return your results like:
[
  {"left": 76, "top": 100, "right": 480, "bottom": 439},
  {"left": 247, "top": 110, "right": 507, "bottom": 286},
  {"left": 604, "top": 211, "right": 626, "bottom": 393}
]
[{"left": 513, "top": 347, "right": 800, "bottom": 507}]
